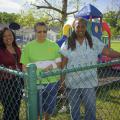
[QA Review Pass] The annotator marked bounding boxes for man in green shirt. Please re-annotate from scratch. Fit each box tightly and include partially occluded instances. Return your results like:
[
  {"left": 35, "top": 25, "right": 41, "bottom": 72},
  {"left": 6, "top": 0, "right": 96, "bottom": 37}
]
[{"left": 21, "top": 22, "right": 61, "bottom": 120}]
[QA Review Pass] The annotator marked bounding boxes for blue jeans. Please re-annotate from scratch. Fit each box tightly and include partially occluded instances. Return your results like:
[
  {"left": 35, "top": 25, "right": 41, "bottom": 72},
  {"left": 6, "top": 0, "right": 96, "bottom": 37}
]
[
  {"left": 37, "top": 81, "right": 59, "bottom": 115},
  {"left": 66, "top": 88, "right": 96, "bottom": 120}
]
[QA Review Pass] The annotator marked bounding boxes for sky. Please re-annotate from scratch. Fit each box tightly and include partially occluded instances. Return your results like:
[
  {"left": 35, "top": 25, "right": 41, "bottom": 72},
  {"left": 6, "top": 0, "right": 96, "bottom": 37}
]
[{"left": 0, "top": 0, "right": 117, "bottom": 14}]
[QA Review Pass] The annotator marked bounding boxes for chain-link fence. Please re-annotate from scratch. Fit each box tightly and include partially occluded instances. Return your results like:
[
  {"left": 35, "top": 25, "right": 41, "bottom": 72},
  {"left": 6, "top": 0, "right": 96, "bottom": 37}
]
[
  {"left": 0, "top": 66, "right": 27, "bottom": 120},
  {"left": 38, "top": 59, "right": 120, "bottom": 120},
  {"left": 0, "top": 60, "right": 120, "bottom": 120}
]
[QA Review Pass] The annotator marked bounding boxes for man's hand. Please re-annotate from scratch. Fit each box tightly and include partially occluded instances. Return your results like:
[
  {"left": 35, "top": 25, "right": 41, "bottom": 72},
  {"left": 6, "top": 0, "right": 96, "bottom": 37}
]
[{"left": 43, "top": 64, "right": 53, "bottom": 72}]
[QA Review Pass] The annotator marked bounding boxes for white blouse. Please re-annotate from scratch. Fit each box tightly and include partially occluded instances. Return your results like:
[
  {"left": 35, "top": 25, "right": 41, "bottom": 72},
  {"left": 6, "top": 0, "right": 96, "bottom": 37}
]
[{"left": 60, "top": 36, "right": 105, "bottom": 88}]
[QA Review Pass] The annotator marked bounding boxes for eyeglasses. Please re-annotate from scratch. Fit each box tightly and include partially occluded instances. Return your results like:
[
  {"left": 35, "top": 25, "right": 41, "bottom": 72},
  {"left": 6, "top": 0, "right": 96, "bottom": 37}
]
[{"left": 36, "top": 30, "right": 47, "bottom": 33}]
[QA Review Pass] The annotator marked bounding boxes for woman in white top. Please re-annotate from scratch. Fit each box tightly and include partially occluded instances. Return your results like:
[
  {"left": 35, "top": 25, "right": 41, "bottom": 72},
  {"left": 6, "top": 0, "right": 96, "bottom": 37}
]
[{"left": 60, "top": 18, "right": 120, "bottom": 120}]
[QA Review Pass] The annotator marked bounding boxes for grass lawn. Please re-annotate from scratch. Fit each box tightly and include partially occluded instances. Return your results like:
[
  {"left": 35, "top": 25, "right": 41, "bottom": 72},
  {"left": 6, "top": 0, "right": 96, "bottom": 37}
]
[
  {"left": 0, "top": 100, "right": 27, "bottom": 120},
  {"left": 111, "top": 41, "right": 120, "bottom": 52}
]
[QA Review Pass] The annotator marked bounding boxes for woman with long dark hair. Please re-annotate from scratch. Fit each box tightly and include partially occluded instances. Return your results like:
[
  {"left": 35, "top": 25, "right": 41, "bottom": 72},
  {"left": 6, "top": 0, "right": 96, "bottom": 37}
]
[
  {"left": 0, "top": 27, "right": 23, "bottom": 120},
  {"left": 60, "top": 18, "right": 120, "bottom": 120}
]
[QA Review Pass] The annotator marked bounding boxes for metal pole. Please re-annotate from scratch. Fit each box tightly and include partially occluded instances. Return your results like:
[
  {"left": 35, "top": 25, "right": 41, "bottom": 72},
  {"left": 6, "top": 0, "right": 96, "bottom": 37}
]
[{"left": 27, "top": 64, "right": 37, "bottom": 120}]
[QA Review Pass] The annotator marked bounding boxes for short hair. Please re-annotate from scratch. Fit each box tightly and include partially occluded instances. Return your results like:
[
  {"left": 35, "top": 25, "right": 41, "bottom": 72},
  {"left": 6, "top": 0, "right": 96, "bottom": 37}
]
[
  {"left": 0, "top": 27, "right": 18, "bottom": 49},
  {"left": 34, "top": 22, "right": 48, "bottom": 32}
]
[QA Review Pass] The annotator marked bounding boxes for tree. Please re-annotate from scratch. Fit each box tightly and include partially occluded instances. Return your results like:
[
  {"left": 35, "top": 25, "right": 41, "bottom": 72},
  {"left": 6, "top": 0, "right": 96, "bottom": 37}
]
[
  {"left": 103, "top": 0, "right": 120, "bottom": 35},
  {"left": 0, "top": 12, "right": 18, "bottom": 24},
  {"left": 103, "top": 11, "right": 120, "bottom": 35},
  {"left": 31, "top": 0, "right": 79, "bottom": 27},
  {"left": 16, "top": 10, "right": 36, "bottom": 28},
  {"left": 16, "top": 9, "right": 51, "bottom": 28}
]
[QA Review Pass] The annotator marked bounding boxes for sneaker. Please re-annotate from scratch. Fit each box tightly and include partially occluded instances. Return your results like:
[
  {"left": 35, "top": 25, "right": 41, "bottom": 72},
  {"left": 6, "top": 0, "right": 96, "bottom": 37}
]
[{"left": 58, "top": 106, "right": 67, "bottom": 113}]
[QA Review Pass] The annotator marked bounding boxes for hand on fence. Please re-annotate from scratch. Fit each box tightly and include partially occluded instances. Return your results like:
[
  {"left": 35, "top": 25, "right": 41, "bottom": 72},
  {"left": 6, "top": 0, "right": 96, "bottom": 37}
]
[{"left": 43, "top": 64, "right": 53, "bottom": 71}]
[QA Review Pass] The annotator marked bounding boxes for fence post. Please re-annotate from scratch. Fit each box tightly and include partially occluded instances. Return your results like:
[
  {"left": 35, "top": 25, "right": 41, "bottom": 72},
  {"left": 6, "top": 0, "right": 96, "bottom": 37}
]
[{"left": 27, "top": 64, "right": 37, "bottom": 120}]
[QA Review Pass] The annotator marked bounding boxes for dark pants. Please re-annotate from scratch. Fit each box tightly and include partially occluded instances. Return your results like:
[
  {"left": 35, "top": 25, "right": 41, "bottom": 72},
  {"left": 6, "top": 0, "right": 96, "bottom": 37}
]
[
  {"left": 37, "top": 81, "right": 59, "bottom": 115},
  {"left": 0, "top": 77, "right": 24, "bottom": 120}
]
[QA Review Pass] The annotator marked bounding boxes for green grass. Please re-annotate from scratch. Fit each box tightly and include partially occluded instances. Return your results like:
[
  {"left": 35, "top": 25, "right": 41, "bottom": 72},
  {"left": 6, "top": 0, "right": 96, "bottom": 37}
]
[
  {"left": 96, "top": 85, "right": 120, "bottom": 120},
  {"left": 111, "top": 41, "right": 120, "bottom": 52},
  {"left": 0, "top": 100, "right": 27, "bottom": 120},
  {"left": 96, "top": 99, "right": 120, "bottom": 120}
]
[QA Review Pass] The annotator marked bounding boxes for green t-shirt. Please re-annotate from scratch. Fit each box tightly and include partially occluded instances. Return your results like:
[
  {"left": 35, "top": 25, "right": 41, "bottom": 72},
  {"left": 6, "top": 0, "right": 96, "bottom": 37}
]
[{"left": 20, "top": 39, "right": 61, "bottom": 84}]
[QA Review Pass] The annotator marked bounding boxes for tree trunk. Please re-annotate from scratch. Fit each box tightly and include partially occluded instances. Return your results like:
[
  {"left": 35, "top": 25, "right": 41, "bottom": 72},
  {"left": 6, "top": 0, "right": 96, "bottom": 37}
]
[{"left": 61, "top": 0, "right": 67, "bottom": 26}]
